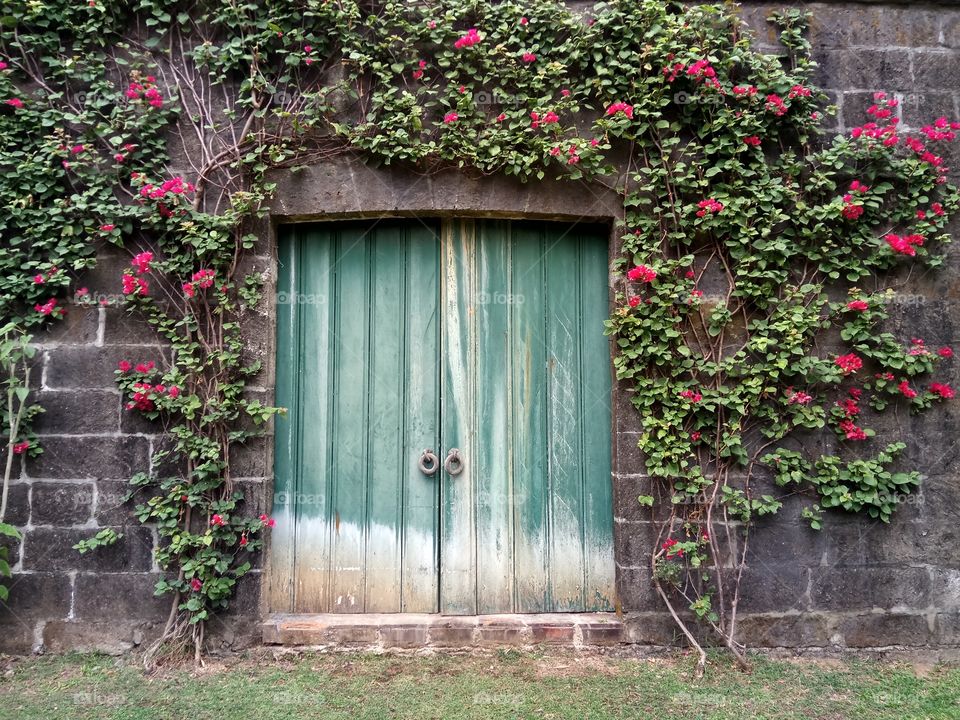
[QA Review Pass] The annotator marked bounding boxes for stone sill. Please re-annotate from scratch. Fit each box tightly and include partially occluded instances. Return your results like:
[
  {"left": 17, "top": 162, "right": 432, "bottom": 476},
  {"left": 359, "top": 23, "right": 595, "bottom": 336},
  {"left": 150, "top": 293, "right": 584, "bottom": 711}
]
[{"left": 262, "top": 612, "right": 623, "bottom": 648}]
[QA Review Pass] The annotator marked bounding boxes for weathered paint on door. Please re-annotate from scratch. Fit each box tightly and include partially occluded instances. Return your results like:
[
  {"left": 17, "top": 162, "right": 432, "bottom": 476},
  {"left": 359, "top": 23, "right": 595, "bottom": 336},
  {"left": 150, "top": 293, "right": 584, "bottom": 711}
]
[
  {"left": 267, "top": 220, "right": 441, "bottom": 613},
  {"left": 268, "top": 219, "right": 614, "bottom": 615}
]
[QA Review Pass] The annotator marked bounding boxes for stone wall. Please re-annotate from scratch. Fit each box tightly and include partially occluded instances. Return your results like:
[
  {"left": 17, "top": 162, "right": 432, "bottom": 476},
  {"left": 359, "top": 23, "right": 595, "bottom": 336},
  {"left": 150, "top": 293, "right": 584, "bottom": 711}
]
[{"left": 1, "top": 1, "right": 959, "bottom": 654}]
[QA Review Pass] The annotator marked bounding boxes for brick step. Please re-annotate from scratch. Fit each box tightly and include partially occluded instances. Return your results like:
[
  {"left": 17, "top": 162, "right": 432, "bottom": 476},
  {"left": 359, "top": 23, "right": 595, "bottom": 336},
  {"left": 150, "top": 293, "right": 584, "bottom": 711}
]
[{"left": 262, "top": 612, "right": 623, "bottom": 648}]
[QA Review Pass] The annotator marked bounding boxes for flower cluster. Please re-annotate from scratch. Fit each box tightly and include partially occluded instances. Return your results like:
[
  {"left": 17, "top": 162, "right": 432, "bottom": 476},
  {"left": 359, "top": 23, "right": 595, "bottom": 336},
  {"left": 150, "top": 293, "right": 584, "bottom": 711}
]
[
  {"left": 885, "top": 233, "right": 925, "bottom": 256},
  {"left": 454, "top": 27, "right": 481, "bottom": 49},
  {"left": 835, "top": 353, "right": 863, "bottom": 375},
  {"left": 604, "top": 102, "right": 633, "bottom": 119},
  {"left": 662, "top": 537, "right": 683, "bottom": 558},
  {"left": 183, "top": 269, "right": 215, "bottom": 298},
  {"left": 125, "top": 76, "right": 163, "bottom": 109},
  {"left": 695, "top": 198, "right": 723, "bottom": 217},
  {"left": 679, "top": 389, "right": 702, "bottom": 403},
  {"left": 841, "top": 180, "right": 869, "bottom": 220},
  {"left": 626, "top": 264, "right": 656, "bottom": 283}
]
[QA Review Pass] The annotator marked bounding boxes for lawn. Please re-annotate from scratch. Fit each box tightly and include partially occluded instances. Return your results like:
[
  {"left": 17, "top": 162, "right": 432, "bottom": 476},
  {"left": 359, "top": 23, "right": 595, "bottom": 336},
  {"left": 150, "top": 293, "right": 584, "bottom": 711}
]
[{"left": 0, "top": 650, "right": 958, "bottom": 720}]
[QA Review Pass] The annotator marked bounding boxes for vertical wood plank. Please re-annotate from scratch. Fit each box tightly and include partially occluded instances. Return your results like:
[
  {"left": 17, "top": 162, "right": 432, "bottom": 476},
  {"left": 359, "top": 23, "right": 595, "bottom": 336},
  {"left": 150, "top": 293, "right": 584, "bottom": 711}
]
[
  {"left": 267, "top": 227, "right": 300, "bottom": 613},
  {"left": 400, "top": 222, "right": 442, "bottom": 612},
  {"left": 440, "top": 219, "right": 478, "bottom": 614},
  {"left": 474, "top": 220, "right": 515, "bottom": 613},
  {"left": 544, "top": 228, "right": 587, "bottom": 611},
  {"left": 291, "top": 226, "right": 335, "bottom": 613},
  {"left": 578, "top": 231, "right": 616, "bottom": 610},
  {"left": 510, "top": 223, "right": 551, "bottom": 613},
  {"left": 364, "top": 224, "right": 405, "bottom": 611}
]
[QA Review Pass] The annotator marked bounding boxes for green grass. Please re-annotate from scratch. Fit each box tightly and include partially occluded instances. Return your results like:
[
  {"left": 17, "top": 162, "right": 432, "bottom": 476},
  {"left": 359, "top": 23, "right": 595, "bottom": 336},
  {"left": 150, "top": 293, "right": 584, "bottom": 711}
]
[{"left": 0, "top": 650, "right": 958, "bottom": 719}]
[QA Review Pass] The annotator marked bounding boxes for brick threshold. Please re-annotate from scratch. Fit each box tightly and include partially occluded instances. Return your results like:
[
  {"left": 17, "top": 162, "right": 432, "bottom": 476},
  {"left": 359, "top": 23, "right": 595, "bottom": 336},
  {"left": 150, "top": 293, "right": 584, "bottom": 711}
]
[{"left": 262, "top": 612, "right": 623, "bottom": 648}]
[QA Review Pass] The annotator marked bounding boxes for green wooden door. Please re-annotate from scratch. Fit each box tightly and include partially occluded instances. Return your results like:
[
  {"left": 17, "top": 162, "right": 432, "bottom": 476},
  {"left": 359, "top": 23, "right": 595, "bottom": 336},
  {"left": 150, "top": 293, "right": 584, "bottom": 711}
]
[{"left": 268, "top": 219, "right": 614, "bottom": 615}]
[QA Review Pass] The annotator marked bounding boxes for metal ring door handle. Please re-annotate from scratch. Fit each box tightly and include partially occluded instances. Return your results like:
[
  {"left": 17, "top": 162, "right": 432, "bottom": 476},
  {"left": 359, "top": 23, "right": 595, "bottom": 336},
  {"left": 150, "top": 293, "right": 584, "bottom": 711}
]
[
  {"left": 418, "top": 449, "right": 439, "bottom": 476},
  {"left": 444, "top": 448, "right": 464, "bottom": 476}
]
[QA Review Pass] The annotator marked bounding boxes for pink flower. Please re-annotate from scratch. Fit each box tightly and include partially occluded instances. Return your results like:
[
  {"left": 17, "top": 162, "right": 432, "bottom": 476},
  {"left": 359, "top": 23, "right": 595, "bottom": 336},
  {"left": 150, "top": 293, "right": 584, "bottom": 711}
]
[
  {"left": 787, "top": 390, "right": 813, "bottom": 405},
  {"left": 131, "top": 251, "right": 153, "bottom": 274},
  {"left": 604, "top": 102, "right": 633, "bottom": 119},
  {"left": 168, "top": 386, "right": 180, "bottom": 398},
  {"left": 519, "top": 17, "right": 528, "bottom": 25},
  {"left": 695, "top": 198, "right": 723, "bottom": 217},
  {"left": 898, "top": 380, "right": 918, "bottom": 399},
  {"left": 211, "top": 514, "right": 226, "bottom": 527},
  {"left": 443, "top": 111, "right": 458, "bottom": 124},
  {"left": 32, "top": 274, "right": 44, "bottom": 284},
  {"left": 938, "top": 346, "right": 953, "bottom": 358},
  {"left": 549, "top": 146, "right": 561, "bottom": 156},
  {"left": 690, "top": 431, "right": 701, "bottom": 442},
  {"left": 100, "top": 224, "right": 115, "bottom": 232},
  {"left": 70, "top": 144, "right": 84, "bottom": 154},
  {"left": 12, "top": 441, "right": 30, "bottom": 455},
  {"left": 495, "top": 113, "right": 505, "bottom": 122},
  {"left": 191, "top": 269, "right": 215, "bottom": 288},
  {"left": 885, "top": 233, "right": 924, "bottom": 256},
  {"left": 6, "top": 98, "right": 23, "bottom": 108},
  {"left": 34, "top": 298, "right": 58, "bottom": 316},
  {"left": 930, "top": 383, "right": 955, "bottom": 399},
  {"left": 626, "top": 264, "right": 656, "bottom": 283},
  {"left": 522, "top": 52, "right": 536, "bottom": 63},
  {"left": 543, "top": 111, "right": 558, "bottom": 124},
  {"left": 182, "top": 283, "right": 195, "bottom": 298},
  {"left": 839, "top": 419, "right": 867, "bottom": 441},
  {"left": 846, "top": 300, "right": 869, "bottom": 312},
  {"left": 190, "top": 578, "right": 202, "bottom": 592},
  {"left": 454, "top": 28, "right": 481, "bottom": 49},
  {"left": 679, "top": 389, "right": 702, "bottom": 403},
  {"left": 743, "top": 135, "right": 761, "bottom": 146},
  {"left": 134, "top": 361, "right": 154, "bottom": 373},
  {"left": 835, "top": 353, "right": 863, "bottom": 375},
  {"left": 121, "top": 274, "right": 148, "bottom": 297},
  {"left": 259, "top": 513, "right": 276, "bottom": 528},
  {"left": 560, "top": 89, "right": 570, "bottom": 97},
  {"left": 628, "top": 295, "right": 640, "bottom": 307},
  {"left": 118, "top": 360, "right": 132, "bottom": 372},
  {"left": 842, "top": 203, "right": 864, "bottom": 220}
]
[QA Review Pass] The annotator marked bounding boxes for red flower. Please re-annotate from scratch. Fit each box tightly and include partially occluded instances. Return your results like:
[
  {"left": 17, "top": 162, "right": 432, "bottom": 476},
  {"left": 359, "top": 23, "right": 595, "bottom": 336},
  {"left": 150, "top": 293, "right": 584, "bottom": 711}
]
[
  {"left": 931, "top": 383, "right": 955, "bottom": 399},
  {"left": 787, "top": 390, "right": 813, "bottom": 405},
  {"left": 34, "top": 299, "right": 59, "bottom": 316},
  {"left": 542, "top": 111, "right": 558, "bottom": 124},
  {"left": 519, "top": 16, "right": 528, "bottom": 25},
  {"left": 118, "top": 360, "right": 132, "bottom": 372},
  {"left": 690, "top": 431, "right": 701, "bottom": 442},
  {"left": 839, "top": 419, "right": 867, "bottom": 441},
  {"left": 938, "top": 346, "right": 953, "bottom": 358},
  {"left": 743, "top": 135, "right": 761, "bottom": 147},
  {"left": 259, "top": 513, "right": 276, "bottom": 528},
  {"left": 695, "top": 198, "right": 723, "bottom": 217},
  {"left": 443, "top": 111, "right": 458, "bottom": 124},
  {"left": 12, "top": 441, "right": 29, "bottom": 455},
  {"left": 846, "top": 300, "right": 869, "bottom": 312},
  {"left": 32, "top": 274, "right": 44, "bottom": 284},
  {"left": 521, "top": 52, "right": 536, "bottom": 63},
  {"left": 454, "top": 28, "right": 481, "bottom": 49},
  {"left": 885, "top": 233, "right": 924, "bottom": 256},
  {"left": 100, "top": 224, "right": 115, "bottom": 232},
  {"left": 626, "top": 264, "right": 656, "bottom": 283},
  {"left": 121, "top": 274, "right": 148, "bottom": 296},
  {"left": 495, "top": 113, "right": 506, "bottom": 122},
  {"left": 168, "top": 386, "right": 180, "bottom": 398},
  {"left": 604, "top": 102, "right": 633, "bottom": 119},
  {"left": 835, "top": 353, "right": 863, "bottom": 375},
  {"left": 239, "top": 534, "right": 248, "bottom": 547},
  {"left": 211, "top": 514, "right": 226, "bottom": 527},
  {"left": 6, "top": 98, "right": 23, "bottom": 108},
  {"left": 898, "top": 380, "right": 918, "bottom": 399},
  {"left": 190, "top": 578, "right": 202, "bottom": 592},
  {"left": 131, "top": 251, "right": 153, "bottom": 274},
  {"left": 134, "top": 361, "right": 155, "bottom": 373},
  {"left": 662, "top": 538, "right": 683, "bottom": 558},
  {"left": 679, "top": 389, "right": 702, "bottom": 403},
  {"left": 628, "top": 295, "right": 640, "bottom": 308},
  {"left": 561, "top": 89, "right": 570, "bottom": 97}
]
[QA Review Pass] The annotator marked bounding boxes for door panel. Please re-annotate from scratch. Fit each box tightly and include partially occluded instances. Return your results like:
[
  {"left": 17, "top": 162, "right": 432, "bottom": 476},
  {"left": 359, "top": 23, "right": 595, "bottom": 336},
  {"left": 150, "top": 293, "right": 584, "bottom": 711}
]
[
  {"left": 440, "top": 219, "right": 615, "bottom": 614},
  {"left": 268, "top": 221, "right": 441, "bottom": 614},
  {"left": 270, "top": 218, "right": 614, "bottom": 616}
]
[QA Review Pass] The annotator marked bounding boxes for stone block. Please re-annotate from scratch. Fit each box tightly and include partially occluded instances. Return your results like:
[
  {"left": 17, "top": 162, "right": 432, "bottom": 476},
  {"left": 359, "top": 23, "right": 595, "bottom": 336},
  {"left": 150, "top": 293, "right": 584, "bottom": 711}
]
[
  {"left": 27, "top": 435, "right": 150, "bottom": 480},
  {"left": 808, "top": 566, "right": 930, "bottom": 611},
  {"left": 31, "top": 482, "right": 95, "bottom": 526},
  {"left": 737, "top": 613, "right": 831, "bottom": 648},
  {"left": 737, "top": 566, "right": 809, "bottom": 613},
  {"left": 39, "top": 305, "right": 100, "bottom": 345},
  {"left": 837, "top": 612, "right": 934, "bottom": 648},
  {"left": 32, "top": 390, "right": 119, "bottom": 435},
  {"left": 22, "top": 527, "right": 154, "bottom": 573},
  {"left": 380, "top": 623, "right": 429, "bottom": 648},
  {"left": 2, "top": 482, "right": 30, "bottom": 527},
  {"left": 0, "top": 572, "right": 72, "bottom": 622},
  {"left": 529, "top": 622, "right": 574, "bottom": 643},
  {"left": 72, "top": 572, "right": 168, "bottom": 621},
  {"left": 44, "top": 345, "right": 167, "bottom": 390}
]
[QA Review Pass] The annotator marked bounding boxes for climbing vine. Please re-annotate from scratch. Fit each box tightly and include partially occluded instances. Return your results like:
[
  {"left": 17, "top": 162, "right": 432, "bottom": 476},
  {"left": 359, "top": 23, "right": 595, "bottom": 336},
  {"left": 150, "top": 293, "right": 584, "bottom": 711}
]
[{"left": 0, "top": 0, "right": 957, "bottom": 672}]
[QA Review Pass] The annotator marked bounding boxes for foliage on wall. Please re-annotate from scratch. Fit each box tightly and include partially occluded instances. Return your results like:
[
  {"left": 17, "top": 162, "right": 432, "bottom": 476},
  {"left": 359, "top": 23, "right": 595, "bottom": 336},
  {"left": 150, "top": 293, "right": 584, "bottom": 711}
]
[{"left": 0, "top": 0, "right": 957, "bottom": 672}]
